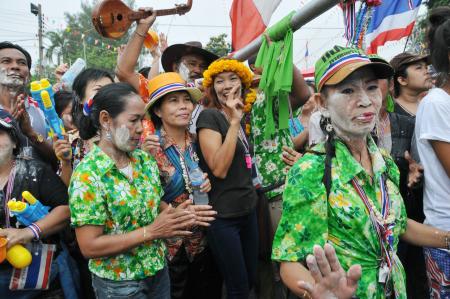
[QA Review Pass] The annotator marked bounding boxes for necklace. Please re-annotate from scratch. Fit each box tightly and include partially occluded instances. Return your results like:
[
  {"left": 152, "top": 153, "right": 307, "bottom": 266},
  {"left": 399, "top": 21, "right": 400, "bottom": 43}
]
[
  {"left": 396, "top": 101, "right": 416, "bottom": 116},
  {"left": 162, "top": 127, "right": 193, "bottom": 194}
]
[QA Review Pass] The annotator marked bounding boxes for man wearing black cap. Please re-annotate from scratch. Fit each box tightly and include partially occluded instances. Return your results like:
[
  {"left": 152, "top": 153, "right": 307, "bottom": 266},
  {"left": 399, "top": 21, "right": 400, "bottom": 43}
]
[{"left": 390, "top": 52, "right": 433, "bottom": 117}]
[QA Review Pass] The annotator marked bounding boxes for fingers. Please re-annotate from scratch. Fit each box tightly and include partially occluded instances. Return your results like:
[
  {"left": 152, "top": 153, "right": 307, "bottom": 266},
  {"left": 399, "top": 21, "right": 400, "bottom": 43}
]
[
  {"left": 306, "top": 254, "right": 323, "bottom": 282},
  {"left": 313, "top": 244, "right": 332, "bottom": 277},
  {"left": 404, "top": 150, "right": 413, "bottom": 163},
  {"left": 227, "top": 84, "right": 241, "bottom": 102},
  {"left": 323, "top": 243, "right": 344, "bottom": 274},
  {"left": 176, "top": 199, "right": 193, "bottom": 210},
  {"left": 346, "top": 264, "right": 362, "bottom": 289}
]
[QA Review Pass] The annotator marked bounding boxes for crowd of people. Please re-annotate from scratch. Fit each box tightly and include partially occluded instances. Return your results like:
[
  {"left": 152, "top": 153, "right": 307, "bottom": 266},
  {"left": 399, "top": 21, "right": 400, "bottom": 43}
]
[{"left": 0, "top": 4, "right": 449, "bottom": 299}]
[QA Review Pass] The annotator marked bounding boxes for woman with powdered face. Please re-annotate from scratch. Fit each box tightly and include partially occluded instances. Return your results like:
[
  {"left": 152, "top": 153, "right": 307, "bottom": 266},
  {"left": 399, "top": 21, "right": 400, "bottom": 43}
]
[
  {"left": 272, "top": 46, "right": 450, "bottom": 299},
  {"left": 69, "top": 83, "right": 215, "bottom": 299}
]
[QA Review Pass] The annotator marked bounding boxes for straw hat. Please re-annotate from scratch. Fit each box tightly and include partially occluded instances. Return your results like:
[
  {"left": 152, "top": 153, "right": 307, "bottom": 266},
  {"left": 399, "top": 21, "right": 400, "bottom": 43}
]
[{"left": 145, "top": 72, "right": 203, "bottom": 112}]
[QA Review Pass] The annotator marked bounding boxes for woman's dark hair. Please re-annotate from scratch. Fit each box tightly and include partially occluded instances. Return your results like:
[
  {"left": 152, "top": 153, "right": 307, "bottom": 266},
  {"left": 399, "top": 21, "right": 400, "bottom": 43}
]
[
  {"left": 77, "top": 83, "right": 137, "bottom": 140},
  {"left": 72, "top": 68, "right": 114, "bottom": 100},
  {"left": 393, "top": 64, "right": 408, "bottom": 98},
  {"left": 71, "top": 68, "right": 114, "bottom": 130},
  {"left": 138, "top": 67, "right": 151, "bottom": 78},
  {"left": 54, "top": 91, "right": 73, "bottom": 117},
  {"left": 149, "top": 98, "right": 163, "bottom": 129},
  {"left": 427, "top": 7, "right": 450, "bottom": 81}
]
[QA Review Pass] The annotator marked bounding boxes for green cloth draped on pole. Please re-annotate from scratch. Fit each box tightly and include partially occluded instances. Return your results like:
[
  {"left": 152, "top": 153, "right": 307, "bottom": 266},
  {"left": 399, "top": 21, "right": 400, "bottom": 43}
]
[{"left": 255, "top": 11, "right": 295, "bottom": 139}]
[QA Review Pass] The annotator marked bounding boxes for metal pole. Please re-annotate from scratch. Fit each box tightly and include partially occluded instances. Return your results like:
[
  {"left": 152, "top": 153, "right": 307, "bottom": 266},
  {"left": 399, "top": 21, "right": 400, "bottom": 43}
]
[
  {"left": 38, "top": 4, "right": 44, "bottom": 77},
  {"left": 232, "top": 0, "right": 340, "bottom": 61}
]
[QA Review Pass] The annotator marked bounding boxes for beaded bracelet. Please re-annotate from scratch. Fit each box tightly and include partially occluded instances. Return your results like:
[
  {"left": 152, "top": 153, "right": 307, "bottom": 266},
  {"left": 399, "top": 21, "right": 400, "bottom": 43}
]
[{"left": 27, "top": 223, "right": 41, "bottom": 241}]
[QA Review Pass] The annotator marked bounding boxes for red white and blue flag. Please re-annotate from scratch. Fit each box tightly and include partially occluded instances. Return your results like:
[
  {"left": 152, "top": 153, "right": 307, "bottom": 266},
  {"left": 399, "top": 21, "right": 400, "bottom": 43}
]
[
  {"left": 366, "top": 0, "right": 422, "bottom": 54},
  {"left": 9, "top": 244, "right": 56, "bottom": 290},
  {"left": 230, "top": 0, "right": 281, "bottom": 51}
]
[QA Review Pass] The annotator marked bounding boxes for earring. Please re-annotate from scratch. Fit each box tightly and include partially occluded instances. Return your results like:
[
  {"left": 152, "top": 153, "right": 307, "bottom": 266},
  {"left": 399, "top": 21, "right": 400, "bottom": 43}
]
[{"left": 103, "top": 126, "right": 112, "bottom": 141}]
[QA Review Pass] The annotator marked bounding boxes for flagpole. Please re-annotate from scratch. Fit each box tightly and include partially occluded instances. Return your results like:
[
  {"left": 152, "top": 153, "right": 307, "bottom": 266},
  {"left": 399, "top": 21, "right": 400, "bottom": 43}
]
[{"left": 232, "top": 0, "right": 341, "bottom": 61}]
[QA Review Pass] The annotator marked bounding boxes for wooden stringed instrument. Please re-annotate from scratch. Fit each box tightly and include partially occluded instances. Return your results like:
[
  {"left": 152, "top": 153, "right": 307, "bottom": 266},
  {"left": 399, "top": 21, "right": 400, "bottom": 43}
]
[{"left": 92, "top": 0, "right": 193, "bottom": 39}]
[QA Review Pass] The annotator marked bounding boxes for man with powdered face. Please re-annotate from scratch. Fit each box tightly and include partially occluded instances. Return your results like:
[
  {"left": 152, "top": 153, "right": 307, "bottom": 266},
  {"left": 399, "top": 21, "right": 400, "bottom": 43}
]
[{"left": 0, "top": 42, "right": 56, "bottom": 165}]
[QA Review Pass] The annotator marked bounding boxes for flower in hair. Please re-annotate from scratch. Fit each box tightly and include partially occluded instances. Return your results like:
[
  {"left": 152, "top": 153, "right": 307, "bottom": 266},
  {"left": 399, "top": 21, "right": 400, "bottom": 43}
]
[
  {"left": 203, "top": 59, "right": 253, "bottom": 89},
  {"left": 83, "top": 98, "right": 94, "bottom": 116}
]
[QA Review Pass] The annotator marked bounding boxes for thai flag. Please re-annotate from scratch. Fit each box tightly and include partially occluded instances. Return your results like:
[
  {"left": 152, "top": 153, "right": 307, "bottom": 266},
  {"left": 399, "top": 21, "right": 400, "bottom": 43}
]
[
  {"left": 9, "top": 244, "right": 56, "bottom": 290},
  {"left": 230, "top": 0, "right": 281, "bottom": 51},
  {"left": 366, "top": 0, "right": 422, "bottom": 54}
]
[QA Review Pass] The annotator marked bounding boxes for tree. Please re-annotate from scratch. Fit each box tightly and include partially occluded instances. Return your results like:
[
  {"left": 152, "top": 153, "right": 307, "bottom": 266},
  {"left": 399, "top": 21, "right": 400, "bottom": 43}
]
[
  {"left": 44, "top": 0, "right": 135, "bottom": 73},
  {"left": 406, "top": 0, "right": 450, "bottom": 53},
  {"left": 205, "top": 33, "right": 231, "bottom": 57}
]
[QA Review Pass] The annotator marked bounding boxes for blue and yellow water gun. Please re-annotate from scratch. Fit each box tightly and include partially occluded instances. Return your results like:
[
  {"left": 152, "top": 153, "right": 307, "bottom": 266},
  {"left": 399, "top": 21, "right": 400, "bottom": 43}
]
[
  {"left": 40, "top": 90, "right": 65, "bottom": 140},
  {"left": 7, "top": 191, "right": 50, "bottom": 227}
]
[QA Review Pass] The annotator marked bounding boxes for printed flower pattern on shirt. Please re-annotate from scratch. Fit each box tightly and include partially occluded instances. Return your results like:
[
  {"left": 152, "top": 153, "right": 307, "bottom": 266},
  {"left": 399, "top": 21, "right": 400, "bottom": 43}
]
[
  {"left": 272, "top": 138, "right": 408, "bottom": 299},
  {"left": 250, "top": 91, "right": 293, "bottom": 199},
  {"left": 69, "top": 145, "right": 165, "bottom": 281}
]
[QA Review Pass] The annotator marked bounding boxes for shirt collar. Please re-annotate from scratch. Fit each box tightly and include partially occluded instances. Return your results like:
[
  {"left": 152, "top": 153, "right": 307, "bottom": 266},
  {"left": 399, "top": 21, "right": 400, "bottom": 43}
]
[
  {"left": 90, "top": 144, "right": 140, "bottom": 177},
  {"left": 333, "top": 136, "right": 387, "bottom": 184}
]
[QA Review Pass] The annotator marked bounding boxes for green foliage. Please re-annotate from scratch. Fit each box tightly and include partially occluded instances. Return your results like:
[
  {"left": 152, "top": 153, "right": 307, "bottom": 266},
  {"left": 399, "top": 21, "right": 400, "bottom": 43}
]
[
  {"left": 424, "top": 0, "right": 450, "bottom": 8},
  {"left": 406, "top": 0, "right": 450, "bottom": 54},
  {"left": 44, "top": 0, "right": 136, "bottom": 75},
  {"left": 205, "top": 33, "right": 231, "bottom": 57}
]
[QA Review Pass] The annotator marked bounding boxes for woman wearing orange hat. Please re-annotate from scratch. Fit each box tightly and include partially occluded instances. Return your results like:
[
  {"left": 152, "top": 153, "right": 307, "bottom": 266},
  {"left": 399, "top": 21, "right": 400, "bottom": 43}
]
[
  {"left": 143, "top": 72, "right": 222, "bottom": 299},
  {"left": 196, "top": 59, "right": 259, "bottom": 299}
]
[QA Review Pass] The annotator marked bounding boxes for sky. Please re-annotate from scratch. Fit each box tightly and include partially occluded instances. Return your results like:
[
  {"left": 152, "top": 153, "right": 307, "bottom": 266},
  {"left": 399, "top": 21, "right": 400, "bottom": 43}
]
[{"left": 0, "top": 0, "right": 426, "bottom": 73}]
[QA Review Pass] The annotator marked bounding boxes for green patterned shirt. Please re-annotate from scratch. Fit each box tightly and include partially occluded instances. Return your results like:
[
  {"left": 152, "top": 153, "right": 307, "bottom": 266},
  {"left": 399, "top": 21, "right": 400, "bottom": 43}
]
[
  {"left": 272, "top": 138, "right": 408, "bottom": 298},
  {"left": 69, "top": 145, "right": 165, "bottom": 281},
  {"left": 251, "top": 91, "right": 293, "bottom": 199}
]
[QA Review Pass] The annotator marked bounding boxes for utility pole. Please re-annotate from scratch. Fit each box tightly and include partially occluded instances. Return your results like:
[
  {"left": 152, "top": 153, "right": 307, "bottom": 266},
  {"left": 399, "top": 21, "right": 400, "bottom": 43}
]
[{"left": 30, "top": 3, "right": 43, "bottom": 77}]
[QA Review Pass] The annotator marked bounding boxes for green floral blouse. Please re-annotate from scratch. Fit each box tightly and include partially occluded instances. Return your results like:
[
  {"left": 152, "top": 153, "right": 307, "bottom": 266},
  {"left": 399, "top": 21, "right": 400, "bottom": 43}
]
[
  {"left": 272, "top": 138, "right": 408, "bottom": 298},
  {"left": 69, "top": 145, "right": 166, "bottom": 281},
  {"left": 250, "top": 91, "right": 294, "bottom": 200}
]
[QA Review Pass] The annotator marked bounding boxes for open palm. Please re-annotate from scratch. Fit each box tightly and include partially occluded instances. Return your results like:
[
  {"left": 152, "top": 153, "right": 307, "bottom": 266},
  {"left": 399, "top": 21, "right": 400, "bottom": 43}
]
[{"left": 299, "top": 244, "right": 362, "bottom": 299}]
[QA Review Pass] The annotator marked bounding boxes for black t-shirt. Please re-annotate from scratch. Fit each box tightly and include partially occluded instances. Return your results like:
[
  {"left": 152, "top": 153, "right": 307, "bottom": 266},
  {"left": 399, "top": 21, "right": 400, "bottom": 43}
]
[
  {"left": 1, "top": 158, "right": 68, "bottom": 234},
  {"left": 196, "top": 109, "right": 257, "bottom": 218}
]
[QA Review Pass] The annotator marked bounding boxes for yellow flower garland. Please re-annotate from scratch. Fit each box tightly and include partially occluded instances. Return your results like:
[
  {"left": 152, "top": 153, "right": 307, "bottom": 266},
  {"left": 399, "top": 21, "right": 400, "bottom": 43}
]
[
  {"left": 203, "top": 59, "right": 253, "bottom": 89},
  {"left": 244, "top": 89, "right": 257, "bottom": 135}
]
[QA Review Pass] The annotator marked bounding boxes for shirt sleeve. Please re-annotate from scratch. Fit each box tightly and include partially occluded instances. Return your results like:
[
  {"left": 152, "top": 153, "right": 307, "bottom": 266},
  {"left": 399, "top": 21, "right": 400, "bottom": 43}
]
[
  {"left": 138, "top": 73, "right": 150, "bottom": 103},
  {"left": 196, "top": 109, "right": 223, "bottom": 135},
  {"left": 38, "top": 164, "right": 69, "bottom": 208},
  {"left": 68, "top": 167, "right": 107, "bottom": 227},
  {"left": 272, "top": 153, "right": 328, "bottom": 262},
  {"left": 418, "top": 95, "right": 450, "bottom": 143}
]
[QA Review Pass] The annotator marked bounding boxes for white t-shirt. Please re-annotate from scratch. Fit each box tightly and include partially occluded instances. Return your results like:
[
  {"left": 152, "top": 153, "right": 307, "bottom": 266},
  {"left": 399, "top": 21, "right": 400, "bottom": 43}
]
[{"left": 415, "top": 88, "right": 450, "bottom": 231}]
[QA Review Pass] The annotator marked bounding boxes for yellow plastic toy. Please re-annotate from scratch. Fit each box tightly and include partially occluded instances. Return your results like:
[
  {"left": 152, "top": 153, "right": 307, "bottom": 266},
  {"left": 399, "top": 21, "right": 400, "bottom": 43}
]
[{"left": 0, "top": 237, "right": 32, "bottom": 269}]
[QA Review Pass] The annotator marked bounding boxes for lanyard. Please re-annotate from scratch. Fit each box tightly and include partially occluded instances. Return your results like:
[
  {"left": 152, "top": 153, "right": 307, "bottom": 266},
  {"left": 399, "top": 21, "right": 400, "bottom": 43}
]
[
  {"left": 220, "top": 110, "right": 252, "bottom": 169},
  {"left": 3, "top": 163, "right": 16, "bottom": 228},
  {"left": 352, "top": 176, "right": 395, "bottom": 282}
]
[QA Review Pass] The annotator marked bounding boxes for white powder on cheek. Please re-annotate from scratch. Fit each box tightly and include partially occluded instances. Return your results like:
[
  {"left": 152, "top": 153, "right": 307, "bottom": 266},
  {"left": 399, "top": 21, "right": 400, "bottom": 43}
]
[
  {"left": 0, "top": 67, "right": 25, "bottom": 87},
  {"left": 113, "top": 125, "right": 131, "bottom": 152}
]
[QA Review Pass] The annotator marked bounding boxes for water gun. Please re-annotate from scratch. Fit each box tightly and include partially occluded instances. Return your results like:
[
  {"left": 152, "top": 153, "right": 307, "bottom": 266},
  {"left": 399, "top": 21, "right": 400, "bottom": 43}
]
[
  {"left": 41, "top": 90, "right": 65, "bottom": 140},
  {"left": 0, "top": 238, "right": 32, "bottom": 269},
  {"left": 7, "top": 191, "right": 50, "bottom": 227},
  {"left": 40, "top": 78, "right": 55, "bottom": 106},
  {"left": 30, "top": 81, "right": 44, "bottom": 111},
  {"left": 29, "top": 79, "right": 56, "bottom": 110}
]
